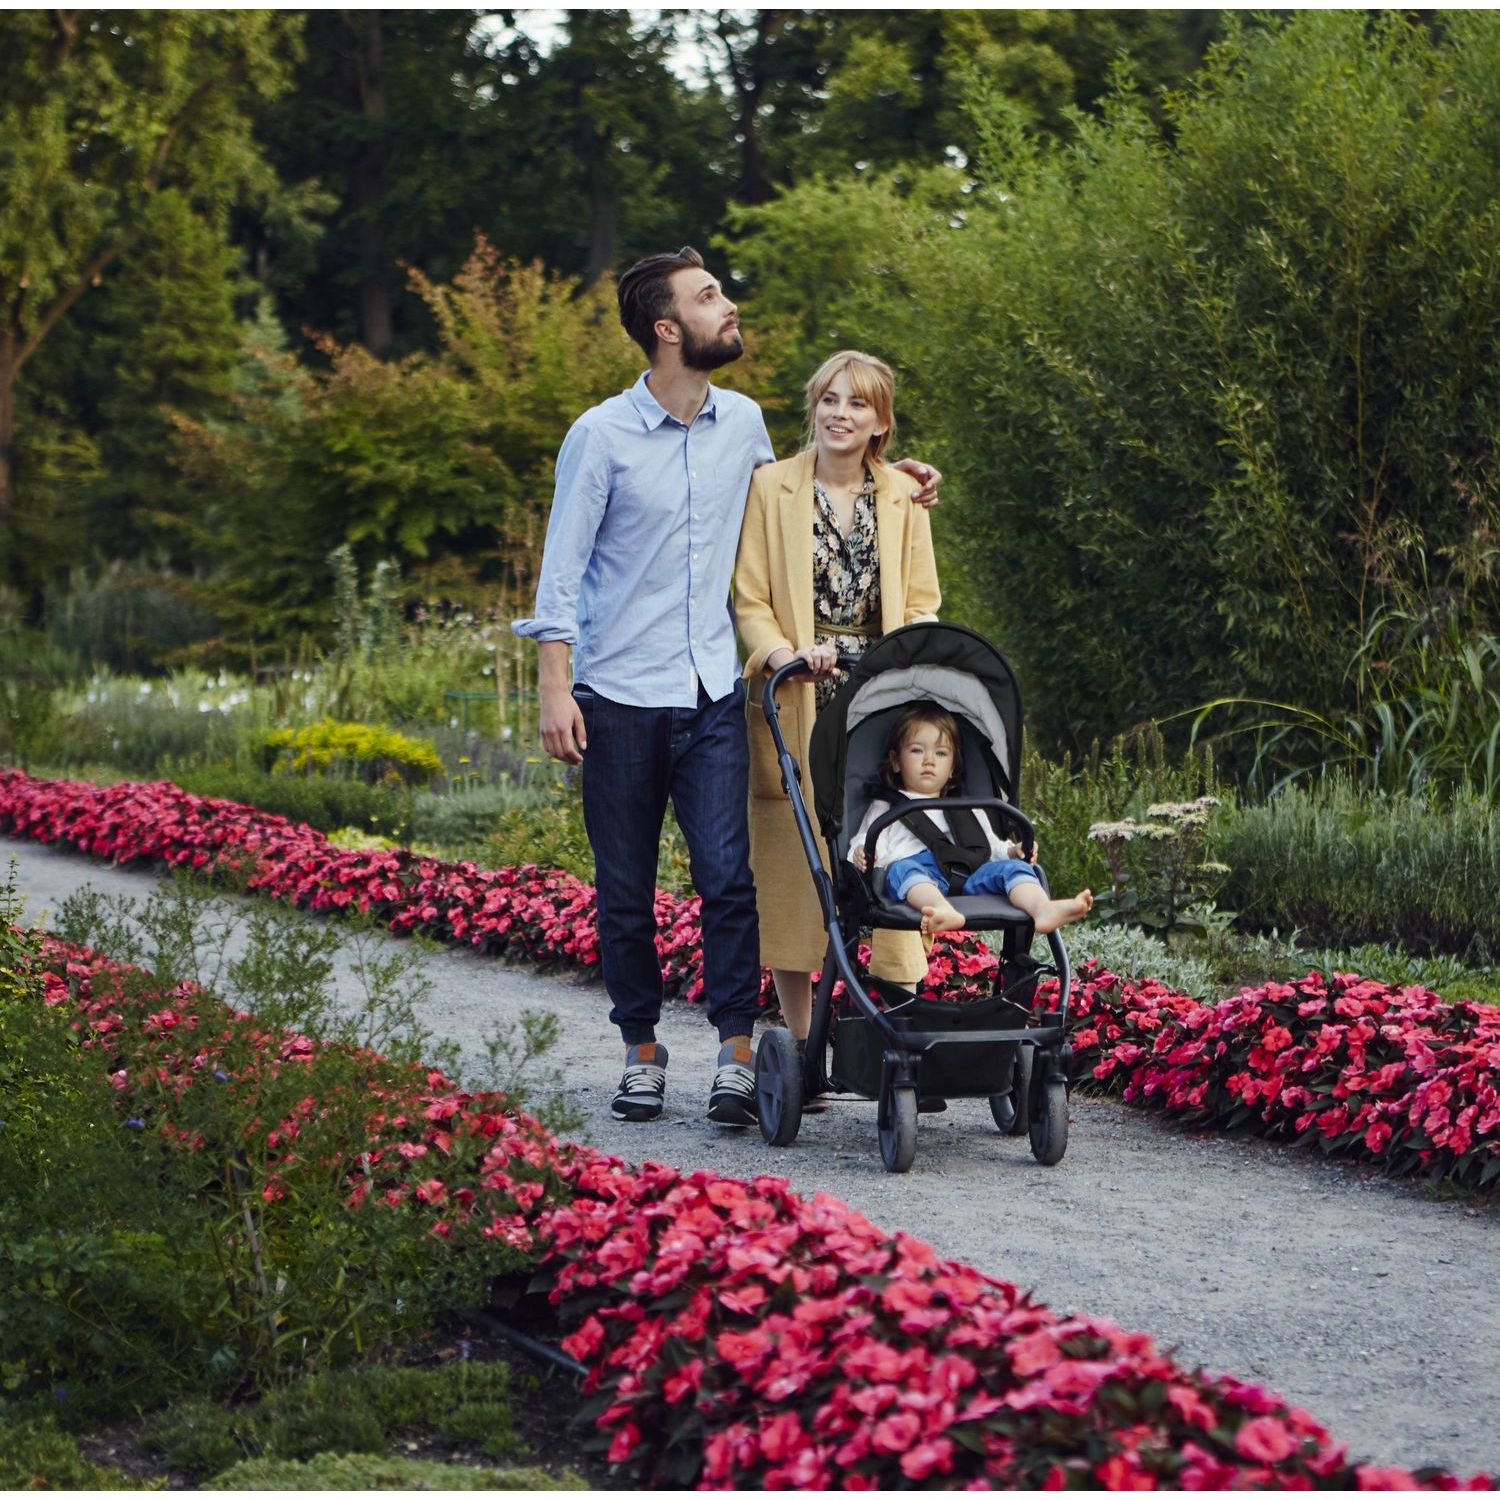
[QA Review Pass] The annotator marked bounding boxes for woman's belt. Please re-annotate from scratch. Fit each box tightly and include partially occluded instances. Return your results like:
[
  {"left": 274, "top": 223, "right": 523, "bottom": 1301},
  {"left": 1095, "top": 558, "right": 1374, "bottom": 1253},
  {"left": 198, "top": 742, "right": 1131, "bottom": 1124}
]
[{"left": 815, "top": 619, "right": 878, "bottom": 637}]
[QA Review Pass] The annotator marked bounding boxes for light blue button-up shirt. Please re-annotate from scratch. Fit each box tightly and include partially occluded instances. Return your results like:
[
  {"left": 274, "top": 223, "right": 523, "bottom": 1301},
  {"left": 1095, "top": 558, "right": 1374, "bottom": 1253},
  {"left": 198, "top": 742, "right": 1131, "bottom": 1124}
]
[{"left": 512, "top": 371, "right": 775, "bottom": 709}]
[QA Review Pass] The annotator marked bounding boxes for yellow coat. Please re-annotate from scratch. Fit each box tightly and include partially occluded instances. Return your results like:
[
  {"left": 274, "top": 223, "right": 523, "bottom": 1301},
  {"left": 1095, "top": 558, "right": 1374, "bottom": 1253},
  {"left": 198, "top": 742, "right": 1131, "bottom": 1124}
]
[{"left": 733, "top": 449, "right": 942, "bottom": 978}]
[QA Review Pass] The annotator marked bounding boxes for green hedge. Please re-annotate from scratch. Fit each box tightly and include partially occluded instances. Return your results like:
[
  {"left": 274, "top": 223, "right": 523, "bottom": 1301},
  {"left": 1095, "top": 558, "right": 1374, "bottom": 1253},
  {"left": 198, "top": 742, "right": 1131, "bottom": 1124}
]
[
  {"left": 169, "top": 763, "right": 412, "bottom": 841},
  {"left": 1220, "top": 782, "right": 1500, "bottom": 960}
]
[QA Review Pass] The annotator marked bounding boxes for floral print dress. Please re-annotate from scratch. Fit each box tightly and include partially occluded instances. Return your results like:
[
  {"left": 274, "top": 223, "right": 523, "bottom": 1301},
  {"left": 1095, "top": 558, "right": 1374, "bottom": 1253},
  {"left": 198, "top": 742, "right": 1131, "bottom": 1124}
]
[{"left": 811, "top": 470, "right": 882, "bottom": 714}]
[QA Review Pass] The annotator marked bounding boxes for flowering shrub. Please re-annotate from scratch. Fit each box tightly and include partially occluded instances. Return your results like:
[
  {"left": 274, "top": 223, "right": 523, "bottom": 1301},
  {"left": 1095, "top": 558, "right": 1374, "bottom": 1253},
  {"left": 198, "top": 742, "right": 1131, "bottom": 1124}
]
[
  {"left": 542, "top": 1159, "right": 1488, "bottom": 1491},
  {"left": 22, "top": 926, "right": 1488, "bottom": 1491},
  {"left": 1066, "top": 966, "right": 1500, "bottom": 1190},
  {"left": 262, "top": 719, "right": 444, "bottom": 783},
  {"left": 3, "top": 768, "right": 1498, "bottom": 1191}
]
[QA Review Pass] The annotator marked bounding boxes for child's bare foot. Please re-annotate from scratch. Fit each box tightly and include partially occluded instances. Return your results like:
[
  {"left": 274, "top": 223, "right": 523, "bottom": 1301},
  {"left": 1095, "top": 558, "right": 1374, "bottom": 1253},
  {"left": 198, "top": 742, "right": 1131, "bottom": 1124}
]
[
  {"left": 920, "top": 902, "right": 967, "bottom": 938},
  {"left": 1032, "top": 889, "right": 1093, "bottom": 935}
]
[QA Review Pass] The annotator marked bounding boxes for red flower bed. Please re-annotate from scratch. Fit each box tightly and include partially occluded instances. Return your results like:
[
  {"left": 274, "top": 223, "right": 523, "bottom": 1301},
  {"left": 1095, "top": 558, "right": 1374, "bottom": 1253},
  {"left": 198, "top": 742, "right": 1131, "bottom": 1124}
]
[
  {"left": 1062, "top": 968, "right": 1500, "bottom": 1190},
  {"left": 25, "top": 929, "right": 1489, "bottom": 1490},
  {"left": 3, "top": 767, "right": 1498, "bottom": 1189}
]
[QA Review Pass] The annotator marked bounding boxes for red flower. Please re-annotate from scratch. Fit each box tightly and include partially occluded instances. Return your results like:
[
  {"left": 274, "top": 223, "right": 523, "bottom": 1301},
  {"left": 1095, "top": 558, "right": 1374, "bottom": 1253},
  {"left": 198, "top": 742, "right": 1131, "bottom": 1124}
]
[{"left": 1235, "top": 1415, "right": 1297, "bottom": 1463}]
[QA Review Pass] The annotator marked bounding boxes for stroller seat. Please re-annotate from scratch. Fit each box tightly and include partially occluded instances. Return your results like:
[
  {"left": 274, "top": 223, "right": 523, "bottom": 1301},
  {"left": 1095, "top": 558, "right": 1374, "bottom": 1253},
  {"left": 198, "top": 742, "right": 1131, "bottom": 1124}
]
[{"left": 866, "top": 865, "right": 1031, "bottom": 931}]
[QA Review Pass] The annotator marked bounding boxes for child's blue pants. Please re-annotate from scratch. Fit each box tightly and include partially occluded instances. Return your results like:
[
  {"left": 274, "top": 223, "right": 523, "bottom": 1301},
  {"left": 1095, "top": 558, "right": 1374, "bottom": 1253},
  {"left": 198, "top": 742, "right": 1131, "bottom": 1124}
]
[{"left": 882, "top": 850, "right": 1040, "bottom": 903}]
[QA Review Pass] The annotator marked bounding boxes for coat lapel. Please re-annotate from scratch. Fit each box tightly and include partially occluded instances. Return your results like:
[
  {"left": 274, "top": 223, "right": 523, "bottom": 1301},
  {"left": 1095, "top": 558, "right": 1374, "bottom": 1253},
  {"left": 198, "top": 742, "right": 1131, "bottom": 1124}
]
[
  {"left": 780, "top": 450, "right": 816, "bottom": 649},
  {"left": 872, "top": 462, "right": 907, "bottom": 636}
]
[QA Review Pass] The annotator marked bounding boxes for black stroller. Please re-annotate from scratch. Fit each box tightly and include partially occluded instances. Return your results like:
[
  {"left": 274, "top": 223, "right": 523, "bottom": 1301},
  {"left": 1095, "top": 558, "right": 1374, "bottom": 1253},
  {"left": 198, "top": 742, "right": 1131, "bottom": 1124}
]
[{"left": 754, "top": 621, "right": 1073, "bottom": 1173}]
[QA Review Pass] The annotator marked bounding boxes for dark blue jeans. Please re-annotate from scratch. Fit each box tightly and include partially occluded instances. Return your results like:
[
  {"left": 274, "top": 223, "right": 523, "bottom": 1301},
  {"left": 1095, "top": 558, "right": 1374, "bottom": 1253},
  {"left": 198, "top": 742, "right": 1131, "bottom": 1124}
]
[{"left": 573, "top": 679, "right": 761, "bottom": 1046}]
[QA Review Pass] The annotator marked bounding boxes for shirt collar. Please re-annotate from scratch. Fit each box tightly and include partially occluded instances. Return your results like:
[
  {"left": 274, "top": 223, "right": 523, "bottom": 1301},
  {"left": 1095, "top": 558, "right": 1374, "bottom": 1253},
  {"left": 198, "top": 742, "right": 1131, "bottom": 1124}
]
[{"left": 629, "top": 370, "right": 718, "bottom": 430}]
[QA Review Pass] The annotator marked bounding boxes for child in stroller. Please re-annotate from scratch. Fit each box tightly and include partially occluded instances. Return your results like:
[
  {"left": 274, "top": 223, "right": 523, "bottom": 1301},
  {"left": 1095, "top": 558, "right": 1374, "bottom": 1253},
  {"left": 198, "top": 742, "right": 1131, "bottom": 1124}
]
[
  {"left": 849, "top": 704, "right": 1093, "bottom": 940},
  {"left": 754, "top": 620, "right": 1078, "bottom": 1172}
]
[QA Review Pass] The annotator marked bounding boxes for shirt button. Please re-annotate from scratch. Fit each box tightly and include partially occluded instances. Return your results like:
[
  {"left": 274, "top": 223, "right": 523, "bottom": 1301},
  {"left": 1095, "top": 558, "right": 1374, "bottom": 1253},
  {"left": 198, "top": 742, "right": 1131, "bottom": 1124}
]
[{"left": 692, "top": 471, "right": 699, "bottom": 479}]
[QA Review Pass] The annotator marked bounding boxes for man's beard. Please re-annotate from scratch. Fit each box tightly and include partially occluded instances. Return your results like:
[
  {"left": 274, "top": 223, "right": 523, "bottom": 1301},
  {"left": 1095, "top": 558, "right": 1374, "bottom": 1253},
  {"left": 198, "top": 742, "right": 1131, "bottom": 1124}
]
[{"left": 680, "top": 322, "right": 744, "bottom": 372}]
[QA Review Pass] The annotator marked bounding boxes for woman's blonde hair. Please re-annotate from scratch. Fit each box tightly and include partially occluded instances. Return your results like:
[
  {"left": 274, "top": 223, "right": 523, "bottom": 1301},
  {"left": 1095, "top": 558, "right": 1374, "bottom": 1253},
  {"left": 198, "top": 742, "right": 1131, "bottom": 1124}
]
[{"left": 803, "top": 350, "right": 896, "bottom": 464}]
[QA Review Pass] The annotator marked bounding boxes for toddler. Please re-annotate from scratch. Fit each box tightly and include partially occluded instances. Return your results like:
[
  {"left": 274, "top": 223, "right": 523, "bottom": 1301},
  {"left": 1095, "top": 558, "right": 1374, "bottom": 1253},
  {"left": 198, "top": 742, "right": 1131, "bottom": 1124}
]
[{"left": 849, "top": 706, "right": 1093, "bottom": 939}]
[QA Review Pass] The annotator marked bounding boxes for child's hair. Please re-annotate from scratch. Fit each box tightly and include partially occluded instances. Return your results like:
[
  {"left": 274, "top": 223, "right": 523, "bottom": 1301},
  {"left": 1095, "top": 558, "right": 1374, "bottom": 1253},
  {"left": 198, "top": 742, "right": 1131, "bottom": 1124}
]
[{"left": 882, "top": 705, "right": 964, "bottom": 794}]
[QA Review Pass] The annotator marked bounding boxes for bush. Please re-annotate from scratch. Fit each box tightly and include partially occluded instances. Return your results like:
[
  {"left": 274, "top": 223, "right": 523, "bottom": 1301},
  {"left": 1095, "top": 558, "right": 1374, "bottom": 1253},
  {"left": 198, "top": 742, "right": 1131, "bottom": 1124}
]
[
  {"left": 1075, "top": 922, "right": 1215, "bottom": 998},
  {"left": 46, "top": 564, "right": 220, "bottom": 676},
  {"left": 1021, "top": 730, "right": 1227, "bottom": 904},
  {"left": 1220, "top": 780, "right": 1500, "bottom": 959},
  {"left": 46, "top": 675, "right": 247, "bottom": 776},
  {"left": 0, "top": 629, "right": 81, "bottom": 769},
  {"left": 409, "top": 779, "right": 551, "bottom": 852},
  {"left": 169, "top": 762, "right": 412, "bottom": 840},
  {"left": 262, "top": 720, "right": 443, "bottom": 785},
  {"left": 0, "top": 1415, "right": 142, "bottom": 1490}
]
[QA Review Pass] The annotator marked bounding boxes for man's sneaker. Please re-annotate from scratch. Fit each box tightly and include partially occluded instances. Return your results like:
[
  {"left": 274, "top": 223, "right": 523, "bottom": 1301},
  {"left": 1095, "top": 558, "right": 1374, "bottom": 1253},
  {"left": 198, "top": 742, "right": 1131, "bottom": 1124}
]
[
  {"left": 612, "top": 1042, "right": 668, "bottom": 1121},
  {"left": 707, "top": 1036, "right": 757, "bottom": 1126}
]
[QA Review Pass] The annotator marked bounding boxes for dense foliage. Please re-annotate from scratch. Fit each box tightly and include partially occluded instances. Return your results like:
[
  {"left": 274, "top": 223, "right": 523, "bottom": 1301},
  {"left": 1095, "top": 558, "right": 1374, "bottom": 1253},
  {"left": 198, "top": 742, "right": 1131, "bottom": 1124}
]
[{"left": 728, "top": 11, "right": 1500, "bottom": 760}]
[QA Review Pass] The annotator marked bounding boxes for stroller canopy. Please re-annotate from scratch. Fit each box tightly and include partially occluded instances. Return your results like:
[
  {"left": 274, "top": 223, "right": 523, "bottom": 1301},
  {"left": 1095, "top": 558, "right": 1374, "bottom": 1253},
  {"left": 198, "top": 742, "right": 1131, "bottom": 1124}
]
[{"left": 808, "top": 622, "right": 1025, "bottom": 841}]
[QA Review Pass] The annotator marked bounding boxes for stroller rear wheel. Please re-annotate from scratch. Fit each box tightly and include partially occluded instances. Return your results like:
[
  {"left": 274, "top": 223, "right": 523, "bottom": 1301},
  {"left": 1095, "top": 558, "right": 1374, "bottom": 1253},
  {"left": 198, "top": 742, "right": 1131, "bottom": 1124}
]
[
  {"left": 878, "top": 1083, "right": 918, "bottom": 1173},
  {"left": 989, "top": 1043, "right": 1032, "bottom": 1136},
  {"left": 1029, "top": 1076, "right": 1069, "bottom": 1165},
  {"left": 755, "top": 1028, "right": 804, "bottom": 1147}
]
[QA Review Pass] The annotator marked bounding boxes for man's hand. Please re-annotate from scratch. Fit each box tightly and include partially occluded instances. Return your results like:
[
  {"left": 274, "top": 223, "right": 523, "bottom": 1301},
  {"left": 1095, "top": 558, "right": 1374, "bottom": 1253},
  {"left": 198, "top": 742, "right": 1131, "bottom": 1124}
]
[
  {"left": 852, "top": 845, "right": 869, "bottom": 873},
  {"left": 536, "top": 640, "right": 586, "bottom": 764},
  {"left": 891, "top": 457, "right": 942, "bottom": 510},
  {"left": 539, "top": 687, "right": 587, "bottom": 765}
]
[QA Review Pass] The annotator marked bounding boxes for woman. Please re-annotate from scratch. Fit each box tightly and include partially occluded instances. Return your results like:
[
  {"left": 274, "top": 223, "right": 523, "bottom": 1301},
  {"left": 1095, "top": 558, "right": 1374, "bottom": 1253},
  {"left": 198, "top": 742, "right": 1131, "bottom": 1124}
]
[{"left": 734, "top": 349, "right": 941, "bottom": 1047}]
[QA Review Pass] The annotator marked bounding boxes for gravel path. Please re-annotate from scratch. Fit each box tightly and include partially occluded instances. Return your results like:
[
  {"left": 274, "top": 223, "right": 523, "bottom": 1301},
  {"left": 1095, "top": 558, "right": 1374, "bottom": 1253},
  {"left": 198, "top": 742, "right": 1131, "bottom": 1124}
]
[{"left": 8, "top": 835, "right": 1497, "bottom": 1479}]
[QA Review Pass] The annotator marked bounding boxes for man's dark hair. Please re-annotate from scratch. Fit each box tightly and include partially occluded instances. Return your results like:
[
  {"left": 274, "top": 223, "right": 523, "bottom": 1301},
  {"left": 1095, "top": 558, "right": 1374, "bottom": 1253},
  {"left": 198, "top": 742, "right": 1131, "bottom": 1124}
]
[{"left": 617, "top": 245, "right": 705, "bottom": 359}]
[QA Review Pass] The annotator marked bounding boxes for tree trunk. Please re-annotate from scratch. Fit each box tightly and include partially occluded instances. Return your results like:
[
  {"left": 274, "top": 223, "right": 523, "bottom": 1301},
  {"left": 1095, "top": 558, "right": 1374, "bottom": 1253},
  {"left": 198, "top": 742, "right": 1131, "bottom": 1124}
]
[
  {"left": 585, "top": 160, "right": 617, "bottom": 287},
  {"left": 0, "top": 349, "right": 15, "bottom": 521},
  {"left": 349, "top": 10, "right": 394, "bottom": 356}
]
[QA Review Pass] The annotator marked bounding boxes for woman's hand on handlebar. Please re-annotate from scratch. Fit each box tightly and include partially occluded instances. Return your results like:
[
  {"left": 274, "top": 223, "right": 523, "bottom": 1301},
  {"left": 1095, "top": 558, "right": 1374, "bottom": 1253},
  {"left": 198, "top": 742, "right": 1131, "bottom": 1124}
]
[
  {"left": 766, "top": 643, "right": 840, "bottom": 681},
  {"left": 795, "top": 643, "right": 840, "bottom": 680}
]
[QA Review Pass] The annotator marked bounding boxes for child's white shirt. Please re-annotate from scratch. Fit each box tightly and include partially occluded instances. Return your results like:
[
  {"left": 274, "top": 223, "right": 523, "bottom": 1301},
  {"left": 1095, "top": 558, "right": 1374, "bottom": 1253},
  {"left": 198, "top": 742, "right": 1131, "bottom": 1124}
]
[{"left": 848, "top": 794, "right": 1012, "bottom": 867}]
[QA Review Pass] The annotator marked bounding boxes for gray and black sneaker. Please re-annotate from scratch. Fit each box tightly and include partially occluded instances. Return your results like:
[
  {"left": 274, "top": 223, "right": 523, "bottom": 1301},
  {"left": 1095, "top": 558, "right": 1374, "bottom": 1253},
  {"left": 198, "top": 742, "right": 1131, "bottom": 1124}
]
[
  {"left": 707, "top": 1036, "right": 757, "bottom": 1126},
  {"left": 612, "top": 1041, "right": 668, "bottom": 1121}
]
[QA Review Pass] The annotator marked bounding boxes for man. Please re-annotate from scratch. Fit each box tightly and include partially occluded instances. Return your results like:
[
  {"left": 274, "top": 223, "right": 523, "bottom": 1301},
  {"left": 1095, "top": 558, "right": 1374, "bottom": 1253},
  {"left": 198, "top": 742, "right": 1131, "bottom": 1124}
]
[{"left": 513, "top": 246, "right": 937, "bottom": 1126}]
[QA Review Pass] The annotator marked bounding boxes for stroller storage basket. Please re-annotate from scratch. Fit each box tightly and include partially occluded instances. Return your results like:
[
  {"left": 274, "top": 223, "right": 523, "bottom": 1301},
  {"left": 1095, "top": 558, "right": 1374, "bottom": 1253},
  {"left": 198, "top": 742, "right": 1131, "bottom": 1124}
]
[{"left": 831, "top": 990, "right": 1031, "bottom": 1101}]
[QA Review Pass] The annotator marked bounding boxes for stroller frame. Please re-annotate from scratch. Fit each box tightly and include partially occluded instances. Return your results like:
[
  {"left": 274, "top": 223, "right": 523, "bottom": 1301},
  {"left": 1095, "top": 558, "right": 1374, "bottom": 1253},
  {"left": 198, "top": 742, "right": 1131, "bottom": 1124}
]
[{"left": 755, "top": 634, "right": 1074, "bottom": 1173}]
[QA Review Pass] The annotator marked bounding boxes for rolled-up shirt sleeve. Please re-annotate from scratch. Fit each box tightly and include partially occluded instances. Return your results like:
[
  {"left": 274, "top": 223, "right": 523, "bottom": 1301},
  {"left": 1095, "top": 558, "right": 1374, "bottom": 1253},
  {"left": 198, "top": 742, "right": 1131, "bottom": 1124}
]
[{"left": 512, "top": 418, "right": 609, "bottom": 644}]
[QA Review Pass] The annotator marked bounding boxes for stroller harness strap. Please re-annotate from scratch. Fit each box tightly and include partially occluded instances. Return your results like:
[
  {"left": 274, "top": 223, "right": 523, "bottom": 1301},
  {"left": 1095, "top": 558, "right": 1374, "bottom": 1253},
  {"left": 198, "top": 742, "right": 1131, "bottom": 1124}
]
[{"left": 875, "top": 785, "right": 994, "bottom": 892}]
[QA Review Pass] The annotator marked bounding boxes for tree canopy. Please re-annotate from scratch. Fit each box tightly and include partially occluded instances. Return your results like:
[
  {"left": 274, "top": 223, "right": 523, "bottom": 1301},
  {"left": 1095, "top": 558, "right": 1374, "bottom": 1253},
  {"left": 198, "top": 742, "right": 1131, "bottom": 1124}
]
[{"left": 25, "top": 10, "right": 1500, "bottom": 768}]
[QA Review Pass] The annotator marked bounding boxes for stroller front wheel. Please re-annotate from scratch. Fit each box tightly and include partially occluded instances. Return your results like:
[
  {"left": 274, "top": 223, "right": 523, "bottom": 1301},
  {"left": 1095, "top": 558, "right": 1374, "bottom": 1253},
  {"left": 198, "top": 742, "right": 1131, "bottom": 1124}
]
[
  {"left": 755, "top": 1028, "right": 804, "bottom": 1147},
  {"left": 1029, "top": 1077, "right": 1069, "bottom": 1166},
  {"left": 878, "top": 1083, "right": 918, "bottom": 1173}
]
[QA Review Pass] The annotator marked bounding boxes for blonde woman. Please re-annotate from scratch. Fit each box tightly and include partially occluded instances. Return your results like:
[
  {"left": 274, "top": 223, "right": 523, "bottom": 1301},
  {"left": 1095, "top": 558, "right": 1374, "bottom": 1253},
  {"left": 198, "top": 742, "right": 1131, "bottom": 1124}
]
[{"left": 734, "top": 350, "right": 941, "bottom": 1053}]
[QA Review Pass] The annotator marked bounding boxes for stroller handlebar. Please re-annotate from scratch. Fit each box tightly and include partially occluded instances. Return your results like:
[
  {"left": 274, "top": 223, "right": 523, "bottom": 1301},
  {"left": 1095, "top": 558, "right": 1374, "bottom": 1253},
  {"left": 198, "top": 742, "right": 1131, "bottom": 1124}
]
[
  {"left": 862, "top": 797, "right": 1038, "bottom": 871},
  {"left": 762, "top": 651, "right": 861, "bottom": 707}
]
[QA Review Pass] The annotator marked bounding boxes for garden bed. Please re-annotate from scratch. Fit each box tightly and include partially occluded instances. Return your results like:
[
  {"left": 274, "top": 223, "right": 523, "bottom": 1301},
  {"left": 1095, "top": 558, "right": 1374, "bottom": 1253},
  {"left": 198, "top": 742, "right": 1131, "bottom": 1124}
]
[
  {"left": 5, "top": 919, "right": 1491, "bottom": 1489},
  {"left": 3, "top": 766, "right": 1498, "bottom": 1193}
]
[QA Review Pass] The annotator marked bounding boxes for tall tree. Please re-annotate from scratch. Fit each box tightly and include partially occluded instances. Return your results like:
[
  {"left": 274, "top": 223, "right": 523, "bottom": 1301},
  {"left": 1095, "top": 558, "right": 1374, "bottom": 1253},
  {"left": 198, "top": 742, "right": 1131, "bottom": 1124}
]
[
  {"left": 0, "top": 10, "right": 301, "bottom": 519},
  {"left": 249, "top": 10, "right": 498, "bottom": 356},
  {"left": 696, "top": 11, "right": 832, "bottom": 204}
]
